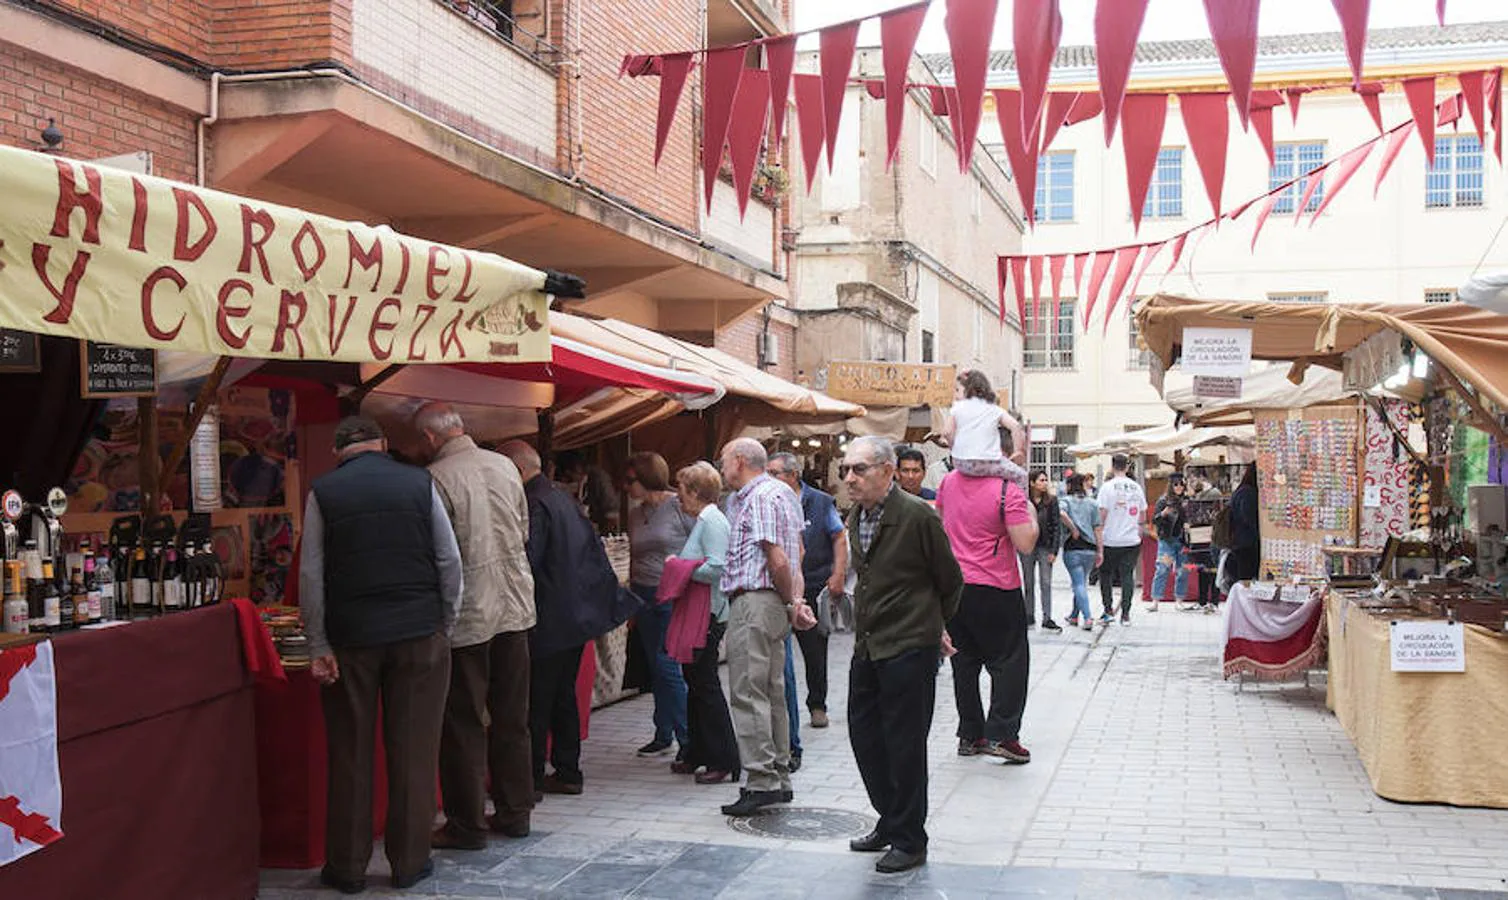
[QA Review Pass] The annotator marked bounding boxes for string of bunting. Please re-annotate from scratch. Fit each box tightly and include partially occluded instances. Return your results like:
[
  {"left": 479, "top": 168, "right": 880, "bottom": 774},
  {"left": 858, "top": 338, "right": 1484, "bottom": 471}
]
[
  {"left": 996, "top": 84, "right": 1493, "bottom": 335},
  {"left": 621, "top": 0, "right": 1483, "bottom": 224}
]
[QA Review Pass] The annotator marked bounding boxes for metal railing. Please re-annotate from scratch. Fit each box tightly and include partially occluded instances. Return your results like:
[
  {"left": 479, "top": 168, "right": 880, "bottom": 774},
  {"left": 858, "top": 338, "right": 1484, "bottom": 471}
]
[{"left": 437, "top": 0, "right": 564, "bottom": 65}]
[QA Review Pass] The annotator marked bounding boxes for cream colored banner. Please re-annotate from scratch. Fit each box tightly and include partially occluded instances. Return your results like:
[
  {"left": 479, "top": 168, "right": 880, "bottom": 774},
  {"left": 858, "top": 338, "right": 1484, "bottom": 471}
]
[{"left": 0, "top": 146, "right": 551, "bottom": 363}]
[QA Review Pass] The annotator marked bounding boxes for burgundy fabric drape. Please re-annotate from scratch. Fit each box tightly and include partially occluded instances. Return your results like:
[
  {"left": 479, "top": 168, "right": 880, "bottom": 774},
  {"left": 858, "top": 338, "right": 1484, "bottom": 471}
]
[{"left": 0, "top": 336, "right": 102, "bottom": 499}]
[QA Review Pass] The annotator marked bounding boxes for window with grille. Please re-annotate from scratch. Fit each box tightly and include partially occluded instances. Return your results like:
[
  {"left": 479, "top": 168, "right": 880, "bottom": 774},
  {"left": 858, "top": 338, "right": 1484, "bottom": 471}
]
[
  {"left": 1425, "top": 289, "right": 1457, "bottom": 304},
  {"left": 1142, "top": 148, "right": 1183, "bottom": 219},
  {"left": 1030, "top": 425, "right": 1080, "bottom": 484},
  {"left": 1024, "top": 300, "right": 1076, "bottom": 370},
  {"left": 1427, "top": 136, "right": 1484, "bottom": 208},
  {"left": 921, "top": 330, "right": 936, "bottom": 363},
  {"left": 1034, "top": 151, "right": 1075, "bottom": 222},
  {"left": 1271, "top": 142, "right": 1326, "bottom": 214},
  {"left": 1128, "top": 305, "right": 1151, "bottom": 370},
  {"left": 1266, "top": 292, "right": 1329, "bottom": 304}
]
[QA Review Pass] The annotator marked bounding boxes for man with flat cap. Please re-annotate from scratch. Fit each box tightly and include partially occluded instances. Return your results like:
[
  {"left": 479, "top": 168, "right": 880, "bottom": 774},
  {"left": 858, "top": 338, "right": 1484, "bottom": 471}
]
[{"left": 301, "top": 416, "right": 464, "bottom": 894}]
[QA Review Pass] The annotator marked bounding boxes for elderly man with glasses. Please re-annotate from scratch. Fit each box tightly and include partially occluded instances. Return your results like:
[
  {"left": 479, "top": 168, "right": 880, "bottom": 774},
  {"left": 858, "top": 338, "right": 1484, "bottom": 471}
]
[{"left": 841, "top": 437, "right": 963, "bottom": 874}]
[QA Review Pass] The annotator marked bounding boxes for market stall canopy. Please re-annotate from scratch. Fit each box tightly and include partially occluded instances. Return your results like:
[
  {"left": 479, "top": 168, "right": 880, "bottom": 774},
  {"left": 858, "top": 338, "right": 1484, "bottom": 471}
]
[
  {"left": 0, "top": 145, "right": 557, "bottom": 363},
  {"left": 1067, "top": 423, "right": 1255, "bottom": 462},
  {"left": 1137, "top": 294, "right": 1508, "bottom": 413},
  {"left": 1165, "top": 364, "right": 1401, "bottom": 426},
  {"left": 550, "top": 313, "right": 864, "bottom": 423}
]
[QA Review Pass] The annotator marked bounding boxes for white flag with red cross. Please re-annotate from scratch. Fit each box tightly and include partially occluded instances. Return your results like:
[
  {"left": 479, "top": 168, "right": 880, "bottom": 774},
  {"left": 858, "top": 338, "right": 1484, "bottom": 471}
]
[{"left": 0, "top": 641, "right": 63, "bottom": 868}]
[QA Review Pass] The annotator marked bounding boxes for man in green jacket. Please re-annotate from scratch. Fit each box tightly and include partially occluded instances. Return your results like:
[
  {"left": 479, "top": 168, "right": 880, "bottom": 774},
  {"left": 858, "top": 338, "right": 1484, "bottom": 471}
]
[{"left": 840, "top": 436, "right": 963, "bottom": 875}]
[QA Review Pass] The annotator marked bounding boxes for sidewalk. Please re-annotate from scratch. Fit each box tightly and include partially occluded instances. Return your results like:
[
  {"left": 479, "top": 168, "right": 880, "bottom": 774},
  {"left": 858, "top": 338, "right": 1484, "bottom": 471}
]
[{"left": 259, "top": 569, "right": 1508, "bottom": 897}]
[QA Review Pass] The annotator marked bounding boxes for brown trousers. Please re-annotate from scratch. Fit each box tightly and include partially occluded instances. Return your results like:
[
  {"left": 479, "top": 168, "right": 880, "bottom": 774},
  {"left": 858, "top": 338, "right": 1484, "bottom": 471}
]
[
  {"left": 439, "top": 630, "right": 533, "bottom": 838},
  {"left": 322, "top": 631, "right": 449, "bottom": 884}
]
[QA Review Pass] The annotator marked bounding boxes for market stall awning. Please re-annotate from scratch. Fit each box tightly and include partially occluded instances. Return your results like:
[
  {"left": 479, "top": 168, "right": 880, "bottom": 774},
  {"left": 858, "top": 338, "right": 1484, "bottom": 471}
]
[
  {"left": 1136, "top": 294, "right": 1508, "bottom": 413},
  {"left": 1067, "top": 423, "right": 1255, "bottom": 461},
  {"left": 0, "top": 145, "right": 554, "bottom": 363},
  {"left": 550, "top": 313, "right": 864, "bottom": 422}
]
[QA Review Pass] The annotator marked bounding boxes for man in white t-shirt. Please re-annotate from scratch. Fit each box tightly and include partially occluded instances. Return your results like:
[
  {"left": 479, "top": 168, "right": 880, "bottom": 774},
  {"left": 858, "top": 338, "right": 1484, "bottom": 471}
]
[{"left": 1096, "top": 454, "right": 1147, "bottom": 626}]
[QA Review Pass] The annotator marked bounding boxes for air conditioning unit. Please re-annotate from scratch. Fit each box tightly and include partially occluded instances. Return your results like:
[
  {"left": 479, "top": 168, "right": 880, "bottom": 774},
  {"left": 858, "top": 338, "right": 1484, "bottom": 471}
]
[{"left": 758, "top": 332, "right": 780, "bottom": 367}]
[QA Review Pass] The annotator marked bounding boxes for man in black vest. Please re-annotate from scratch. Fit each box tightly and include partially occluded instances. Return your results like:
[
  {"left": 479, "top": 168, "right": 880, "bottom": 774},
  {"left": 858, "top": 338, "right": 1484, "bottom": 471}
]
[{"left": 300, "top": 417, "right": 464, "bottom": 894}]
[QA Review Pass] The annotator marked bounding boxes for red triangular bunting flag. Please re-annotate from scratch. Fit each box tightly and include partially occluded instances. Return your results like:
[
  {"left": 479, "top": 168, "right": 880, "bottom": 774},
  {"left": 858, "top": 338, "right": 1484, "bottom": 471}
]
[
  {"left": 1293, "top": 160, "right": 1328, "bottom": 222},
  {"left": 1250, "top": 103, "right": 1277, "bottom": 167},
  {"left": 1489, "top": 69, "right": 1503, "bottom": 163},
  {"left": 1373, "top": 120, "right": 1414, "bottom": 198},
  {"left": 1041, "top": 92, "right": 1079, "bottom": 153},
  {"left": 865, "top": 80, "right": 886, "bottom": 100},
  {"left": 1286, "top": 87, "right": 1310, "bottom": 124},
  {"left": 997, "top": 257, "right": 1009, "bottom": 324},
  {"left": 1165, "top": 232, "right": 1189, "bottom": 274},
  {"left": 620, "top": 55, "right": 658, "bottom": 78},
  {"left": 701, "top": 47, "right": 745, "bottom": 212},
  {"left": 766, "top": 37, "right": 797, "bottom": 152},
  {"left": 1402, "top": 77, "right": 1438, "bottom": 164},
  {"left": 1028, "top": 255, "right": 1045, "bottom": 329},
  {"left": 1126, "top": 241, "right": 1165, "bottom": 308},
  {"left": 820, "top": 22, "right": 860, "bottom": 172},
  {"left": 1048, "top": 254, "right": 1066, "bottom": 328},
  {"left": 1065, "top": 92, "right": 1104, "bottom": 126},
  {"left": 1329, "top": 0, "right": 1371, "bottom": 90},
  {"left": 1202, "top": 0, "right": 1260, "bottom": 130},
  {"left": 793, "top": 73, "right": 826, "bottom": 193},
  {"left": 927, "top": 86, "right": 950, "bottom": 116},
  {"left": 1073, "top": 252, "right": 1089, "bottom": 295},
  {"left": 881, "top": 2, "right": 929, "bottom": 169},
  {"left": 1357, "top": 83, "right": 1385, "bottom": 133},
  {"left": 1009, "top": 256, "right": 1029, "bottom": 327},
  {"left": 654, "top": 53, "right": 695, "bottom": 167},
  {"left": 1082, "top": 250, "right": 1114, "bottom": 325},
  {"left": 727, "top": 70, "right": 772, "bottom": 220},
  {"left": 1101, "top": 245, "right": 1143, "bottom": 335},
  {"left": 1250, "top": 193, "right": 1280, "bottom": 251},
  {"left": 945, "top": 0, "right": 1000, "bottom": 174},
  {"left": 1437, "top": 94, "right": 1462, "bottom": 128},
  {"left": 1014, "top": 0, "right": 1063, "bottom": 152},
  {"left": 1121, "top": 93, "right": 1170, "bottom": 233},
  {"left": 1095, "top": 0, "right": 1152, "bottom": 146},
  {"left": 1307, "top": 139, "right": 1376, "bottom": 222},
  {"left": 1438, "top": 0, "right": 1447, "bottom": 25},
  {"left": 1459, "top": 72, "right": 1488, "bottom": 146},
  {"left": 944, "top": 88, "right": 971, "bottom": 170},
  {"left": 993, "top": 90, "right": 1041, "bottom": 226},
  {"left": 1179, "top": 93, "right": 1230, "bottom": 217}
]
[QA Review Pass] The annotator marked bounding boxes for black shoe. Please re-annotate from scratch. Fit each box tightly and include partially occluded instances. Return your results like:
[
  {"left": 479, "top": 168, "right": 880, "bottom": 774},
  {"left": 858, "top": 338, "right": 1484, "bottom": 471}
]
[
  {"left": 488, "top": 813, "right": 531, "bottom": 838},
  {"left": 319, "top": 867, "right": 366, "bottom": 895},
  {"left": 637, "top": 738, "right": 673, "bottom": 757},
  {"left": 541, "top": 774, "right": 584, "bottom": 795},
  {"left": 957, "top": 737, "right": 986, "bottom": 757},
  {"left": 391, "top": 859, "right": 434, "bottom": 890},
  {"left": 1042, "top": 619, "right": 1062, "bottom": 632},
  {"left": 431, "top": 825, "right": 486, "bottom": 850},
  {"left": 721, "top": 789, "right": 784, "bottom": 817},
  {"left": 1026, "top": 617, "right": 1036, "bottom": 627},
  {"left": 780, "top": 788, "right": 794, "bottom": 803},
  {"left": 788, "top": 752, "right": 802, "bottom": 773},
  {"left": 875, "top": 847, "right": 927, "bottom": 874},
  {"left": 849, "top": 830, "right": 890, "bottom": 853}
]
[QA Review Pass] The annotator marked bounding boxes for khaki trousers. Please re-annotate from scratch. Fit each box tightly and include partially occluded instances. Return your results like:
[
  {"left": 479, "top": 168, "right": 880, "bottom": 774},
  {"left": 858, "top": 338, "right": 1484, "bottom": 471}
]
[
  {"left": 725, "top": 590, "right": 792, "bottom": 793},
  {"left": 322, "top": 632, "right": 450, "bottom": 884}
]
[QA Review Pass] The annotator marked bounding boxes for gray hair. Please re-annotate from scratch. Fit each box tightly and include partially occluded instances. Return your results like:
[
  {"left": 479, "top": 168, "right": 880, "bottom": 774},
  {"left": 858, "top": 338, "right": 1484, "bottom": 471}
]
[
  {"left": 414, "top": 401, "right": 466, "bottom": 438},
  {"left": 725, "top": 437, "right": 768, "bottom": 471},
  {"left": 768, "top": 451, "right": 802, "bottom": 475},
  {"left": 851, "top": 436, "right": 897, "bottom": 466},
  {"left": 498, "top": 439, "right": 542, "bottom": 474}
]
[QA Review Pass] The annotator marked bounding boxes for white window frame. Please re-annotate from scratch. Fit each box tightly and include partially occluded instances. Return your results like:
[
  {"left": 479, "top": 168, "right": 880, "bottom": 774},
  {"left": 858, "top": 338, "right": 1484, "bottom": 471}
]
[
  {"left": 1034, "top": 150, "right": 1075, "bottom": 223},
  {"left": 1424, "top": 289, "right": 1457, "bottom": 303},
  {"left": 1426, "top": 135, "right": 1485, "bottom": 209},
  {"left": 1029, "top": 425, "right": 1079, "bottom": 484},
  {"left": 1141, "top": 147, "right": 1184, "bottom": 220},
  {"left": 1271, "top": 141, "right": 1327, "bottom": 215},
  {"left": 1266, "top": 292, "right": 1329, "bottom": 304},
  {"left": 1024, "top": 299, "right": 1075, "bottom": 370}
]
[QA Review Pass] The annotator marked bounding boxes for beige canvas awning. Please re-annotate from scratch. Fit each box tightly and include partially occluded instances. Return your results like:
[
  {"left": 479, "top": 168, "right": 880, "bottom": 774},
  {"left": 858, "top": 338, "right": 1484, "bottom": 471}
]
[{"left": 1067, "top": 423, "right": 1255, "bottom": 461}]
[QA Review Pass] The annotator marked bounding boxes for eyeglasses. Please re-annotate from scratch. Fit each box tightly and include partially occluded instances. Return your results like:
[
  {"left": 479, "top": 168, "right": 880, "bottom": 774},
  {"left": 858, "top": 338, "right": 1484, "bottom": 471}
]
[
  {"left": 768, "top": 468, "right": 788, "bottom": 478},
  {"left": 838, "top": 462, "right": 877, "bottom": 479}
]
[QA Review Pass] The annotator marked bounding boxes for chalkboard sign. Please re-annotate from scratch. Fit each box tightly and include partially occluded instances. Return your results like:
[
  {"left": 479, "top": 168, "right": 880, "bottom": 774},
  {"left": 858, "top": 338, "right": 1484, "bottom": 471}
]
[
  {"left": 0, "top": 328, "right": 40, "bottom": 373},
  {"left": 80, "top": 341, "right": 157, "bottom": 398}
]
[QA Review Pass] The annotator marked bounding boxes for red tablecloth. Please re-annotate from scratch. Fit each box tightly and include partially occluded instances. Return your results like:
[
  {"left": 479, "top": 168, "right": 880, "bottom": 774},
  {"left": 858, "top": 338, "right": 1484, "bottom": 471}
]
[{"left": 0, "top": 605, "right": 260, "bottom": 900}]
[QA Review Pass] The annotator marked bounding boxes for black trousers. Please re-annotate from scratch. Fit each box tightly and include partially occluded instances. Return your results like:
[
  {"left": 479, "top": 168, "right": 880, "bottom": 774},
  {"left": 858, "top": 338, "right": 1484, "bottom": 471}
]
[
  {"left": 849, "top": 647, "right": 937, "bottom": 854},
  {"left": 948, "top": 584, "right": 1029, "bottom": 744},
  {"left": 794, "top": 623, "right": 829, "bottom": 712},
  {"left": 681, "top": 618, "right": 740, "bottom": 772},
  {"left": 1099, "top": 544, "right": 1141, "bottom": 617},
  {"left": 1233, "top": 544, "right": 1261, "bottom": 581},
  {"left": 530, "top": 644, "right": 586, "bottom": 787}
]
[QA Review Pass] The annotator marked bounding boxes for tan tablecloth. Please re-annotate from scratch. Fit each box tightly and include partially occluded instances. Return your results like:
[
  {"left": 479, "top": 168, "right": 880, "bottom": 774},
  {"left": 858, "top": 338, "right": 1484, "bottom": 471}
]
[{"left": 1326, "top": 593, "right": 1508, "bottom": 808}]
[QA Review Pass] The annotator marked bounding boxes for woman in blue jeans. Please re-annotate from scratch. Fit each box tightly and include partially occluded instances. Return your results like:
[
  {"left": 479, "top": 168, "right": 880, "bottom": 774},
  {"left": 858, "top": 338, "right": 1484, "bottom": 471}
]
[
  {"left": 625, "top": 452, "right": 694, "bottom": 759},
  {"left": 1059, "top": 474, "right": 1101, "bottom": 631}
]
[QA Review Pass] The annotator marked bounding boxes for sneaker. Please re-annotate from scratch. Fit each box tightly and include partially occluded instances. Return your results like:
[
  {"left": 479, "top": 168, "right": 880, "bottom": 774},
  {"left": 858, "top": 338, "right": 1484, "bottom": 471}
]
[
  {"left": 788, "top": 752, "right": 802, "bottom": 773},
  {"left": 1146, "top": 602, "right": 1158, "bottom": 612},
  {"left": 810, "top": 709, "right": 830, "bottom": 728},
  {"left": 1099, "top": 613, "right": 1115, "bottom": 626},
  {"left": 1042, "top": 619, "right": 1062, "bottom": 632},
  {"left": 1065, "top": 615, "right": 1079, "bottom": 628},
  {"left": 637, "top": 738, "right": 673, "bottom": 757},
  {"left": 957, "top": 737, "right": 987, "bottom": 757},
  {"left": 1082, "top": 617, "right": 1094, "bottom": 632},
  {"left": 1120, "top": 613, "right": 1131, "bottom": 626},
  {"left": 983, "top": 740, "right": 1031, "bottom": 764}
]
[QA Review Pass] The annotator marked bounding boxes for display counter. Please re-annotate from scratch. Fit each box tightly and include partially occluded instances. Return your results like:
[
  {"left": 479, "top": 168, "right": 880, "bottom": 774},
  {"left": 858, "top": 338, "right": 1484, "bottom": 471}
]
[
  {"left": 0, "top": 604, "right": 259, "bottom": 900},
  {"left": 1326, "top": 593, "right": 1508, "bottom": 808}
]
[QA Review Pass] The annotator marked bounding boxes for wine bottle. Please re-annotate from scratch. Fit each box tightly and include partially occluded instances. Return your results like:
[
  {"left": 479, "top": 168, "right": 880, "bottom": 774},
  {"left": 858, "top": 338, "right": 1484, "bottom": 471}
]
[
  {"left": 94, "top": 545, "right": 115, "bottom": 620},
  {"left": 83, "top": 545, "right": 102, "bottom": 623},
  {"left": 163, "top": 547, "right": 183, "bottom": 611},
  {"left": 41, "top": 561, "right": 61, "bottom": 632},
  {"left": 2, "top": 561, "right": 26, "bottom": 634},
  {"left": 69, "top": 560, "right": 88, "bottom": 628},
  {"left": 130, "top": 546, "right": 152, "bottom": 616},
  {"left": 202, "top": 541, "right": 220, "bottom": 605}
]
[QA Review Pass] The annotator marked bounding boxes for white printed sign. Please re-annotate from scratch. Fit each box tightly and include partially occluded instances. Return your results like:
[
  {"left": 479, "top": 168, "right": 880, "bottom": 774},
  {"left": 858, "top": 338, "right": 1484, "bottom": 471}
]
[
  {"left": 1390, "top": 620, "right": 1466, "bottom": 672},
  {"left": 1193, "top": 376, "right": 1243, "bottom": 399},
  {"left": 1363, "top": 484, "right": 1382, "bottom": 508},
  {"left": 1246, "top": 582, "right": 1279, "bottom": 602},
  {"left": 1180, "top": 327, "right": 1253, "bottom": 377}
]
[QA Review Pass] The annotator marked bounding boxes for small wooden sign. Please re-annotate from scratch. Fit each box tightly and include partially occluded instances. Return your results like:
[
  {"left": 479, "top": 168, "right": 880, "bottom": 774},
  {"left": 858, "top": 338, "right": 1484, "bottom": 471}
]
[
  {"left": 0, "top": 328, "right": 40, "bottom": 373},
  {"left": 825, "top": 361, "right": 956, "bottom": 409},
  {"left": 80, "top": 341, "right": 157, "bottom": 398}
]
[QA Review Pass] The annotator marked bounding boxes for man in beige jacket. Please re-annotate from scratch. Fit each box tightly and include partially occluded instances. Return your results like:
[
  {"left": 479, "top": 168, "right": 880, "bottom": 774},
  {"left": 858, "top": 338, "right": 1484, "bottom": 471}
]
[{"left": 415, "top": 403, "right": 537, "bottom": 847}]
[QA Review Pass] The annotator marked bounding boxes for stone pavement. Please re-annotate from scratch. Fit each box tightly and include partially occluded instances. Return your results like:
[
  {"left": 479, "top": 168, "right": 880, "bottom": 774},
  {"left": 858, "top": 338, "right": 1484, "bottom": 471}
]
[{"left": 260, "top": 570, "right": 1508, "bottom": 898}]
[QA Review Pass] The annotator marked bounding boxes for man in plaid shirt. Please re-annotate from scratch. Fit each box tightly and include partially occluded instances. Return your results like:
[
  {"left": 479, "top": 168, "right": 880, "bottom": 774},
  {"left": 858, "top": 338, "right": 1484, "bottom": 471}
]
[{"left": 716, "top": 437, "right": 811, "bottom": 817}]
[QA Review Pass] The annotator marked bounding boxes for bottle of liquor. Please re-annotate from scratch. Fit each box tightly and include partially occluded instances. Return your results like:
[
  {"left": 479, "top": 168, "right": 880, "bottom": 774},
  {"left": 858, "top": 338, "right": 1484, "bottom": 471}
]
[
  {"left": 3, "top": 561, "right": 26, "bottom": 634},
  {"left": 162, "top": 546, "right": 183, "bottom": 612},
  {"left": 202, "top": 541, "right": 220, "bottom": 606},
  {"left": 70, "top": 559, "right": 89, "bottom": 628},
  {"left": 40, "top": 561, "right": 61, "bottom": 632},
  {"left": 181, "top": 544, "right": 199, "bottom": 609},
  {"left": 94, "top": 546, "right": 115, "bottom": 621},
  {"left": 83, "top": 545, "right": 103, "bottom": 623},
  {"left": 130, "top": 545, "right": 153, "bottom": 617}
]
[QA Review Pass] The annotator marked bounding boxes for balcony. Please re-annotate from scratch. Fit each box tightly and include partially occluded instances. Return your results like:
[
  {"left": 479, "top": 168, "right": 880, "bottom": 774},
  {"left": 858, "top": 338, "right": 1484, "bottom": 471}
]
[{"left": 702, "top": 178, "right": 776, "bottom": 271}]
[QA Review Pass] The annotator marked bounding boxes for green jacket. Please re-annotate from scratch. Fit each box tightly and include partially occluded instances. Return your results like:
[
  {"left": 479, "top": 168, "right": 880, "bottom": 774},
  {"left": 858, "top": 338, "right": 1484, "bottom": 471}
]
[{"left": 846, "top": 487, "right": 964, "bottom": 661}]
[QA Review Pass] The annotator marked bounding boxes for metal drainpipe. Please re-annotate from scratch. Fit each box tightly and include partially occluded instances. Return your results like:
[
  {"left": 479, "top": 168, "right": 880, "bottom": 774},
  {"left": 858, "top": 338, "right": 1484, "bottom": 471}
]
[{"left": 197, "top": 69, "right": 347, "bottom": 187}]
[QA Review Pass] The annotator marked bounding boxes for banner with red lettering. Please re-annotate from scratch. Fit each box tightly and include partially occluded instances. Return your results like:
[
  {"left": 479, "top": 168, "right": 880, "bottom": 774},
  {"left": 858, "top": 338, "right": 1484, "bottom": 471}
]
[
  {"left": 0, "top": 146, "right": 552, "bottom": 364},
  {"left": 0, "top": 641, "right": 63, "bottom": 869}
]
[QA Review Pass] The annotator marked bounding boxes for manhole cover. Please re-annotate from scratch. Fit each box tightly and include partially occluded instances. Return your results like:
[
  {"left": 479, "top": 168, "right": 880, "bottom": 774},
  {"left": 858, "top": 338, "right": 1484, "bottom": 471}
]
[{"left": 727, "top": 807, "right": 876, "bottom": 841}]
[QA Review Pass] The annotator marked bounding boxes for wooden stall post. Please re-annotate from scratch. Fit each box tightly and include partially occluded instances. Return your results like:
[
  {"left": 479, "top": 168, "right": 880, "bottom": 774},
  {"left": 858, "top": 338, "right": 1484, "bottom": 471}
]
[{"left": 138, "top": 397, "right": 160, "bottom": 514}]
